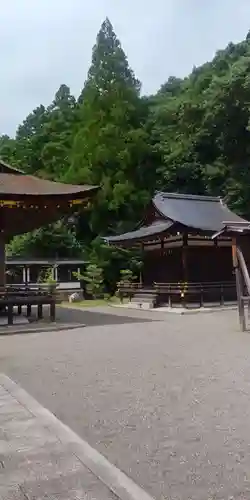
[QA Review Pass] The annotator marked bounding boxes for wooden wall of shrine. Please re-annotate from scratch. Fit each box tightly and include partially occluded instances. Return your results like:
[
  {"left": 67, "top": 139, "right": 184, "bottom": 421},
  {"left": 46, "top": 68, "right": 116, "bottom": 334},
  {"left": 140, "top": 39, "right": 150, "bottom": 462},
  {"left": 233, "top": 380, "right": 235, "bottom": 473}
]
[{"left": 142, "top": 244, "right": 234, "bottom": 285}]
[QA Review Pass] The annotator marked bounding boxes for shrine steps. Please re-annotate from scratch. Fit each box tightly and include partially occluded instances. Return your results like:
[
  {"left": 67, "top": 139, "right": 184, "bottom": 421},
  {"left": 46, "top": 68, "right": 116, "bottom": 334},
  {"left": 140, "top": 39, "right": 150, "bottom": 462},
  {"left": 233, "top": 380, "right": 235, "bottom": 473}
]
[{"left": 130, "top": 290, "right": 158, "bottom": 309}]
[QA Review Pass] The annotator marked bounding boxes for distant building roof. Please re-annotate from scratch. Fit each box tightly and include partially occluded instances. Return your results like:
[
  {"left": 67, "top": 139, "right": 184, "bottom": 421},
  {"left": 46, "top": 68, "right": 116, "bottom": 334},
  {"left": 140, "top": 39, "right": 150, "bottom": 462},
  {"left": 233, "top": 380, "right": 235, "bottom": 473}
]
[
  {"left": 153, "top": 192, "right": 245, "bottom": 232},
  {"left": 104, "top": 221, "right": 173, "bottom": 245},
  {"left": 6, "top": 258, "right": 87, "bottom": 266},
  {"left": 105, "top": 192, "right": 247, "bottom": 245}
]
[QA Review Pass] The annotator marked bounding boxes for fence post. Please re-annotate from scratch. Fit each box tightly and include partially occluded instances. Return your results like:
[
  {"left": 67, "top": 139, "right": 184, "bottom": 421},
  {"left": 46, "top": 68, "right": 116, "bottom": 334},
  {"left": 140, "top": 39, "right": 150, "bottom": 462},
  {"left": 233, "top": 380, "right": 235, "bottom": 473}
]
[
  {"left": 220, "top": 284, "right": 224, "bottom": 306},
  {"left": 7, "top": 304, "right": 13, "bottom": 325}
]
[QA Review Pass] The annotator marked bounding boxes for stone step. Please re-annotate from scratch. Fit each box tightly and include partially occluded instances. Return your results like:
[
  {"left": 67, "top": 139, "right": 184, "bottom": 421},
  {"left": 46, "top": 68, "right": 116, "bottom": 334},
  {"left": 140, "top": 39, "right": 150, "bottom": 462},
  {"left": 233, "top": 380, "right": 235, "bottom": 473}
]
[
  {"left": 129, "top": 300, "right": 155, "bottom": 310},
  {"left": 131, "top": 296, "right": 157, "bottom": 304},
  {"left": 131, "top": 294, "right": 157, "bottom": 301}
]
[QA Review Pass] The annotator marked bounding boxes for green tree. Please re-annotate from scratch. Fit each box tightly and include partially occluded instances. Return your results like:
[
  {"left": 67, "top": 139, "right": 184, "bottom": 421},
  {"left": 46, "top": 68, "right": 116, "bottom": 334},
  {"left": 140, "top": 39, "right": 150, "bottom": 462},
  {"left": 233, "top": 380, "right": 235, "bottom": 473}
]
[
  {"left": 82, "top": 263, "right": 104, "bottom": 298},
  {"left": 0, "top": 135, "right": 17, "bottom": 164},
  {"left": 151, "top": 35, "right": 250, "bottom": 218},
  {"left": 7, "top": 221, "right": 83, "bottom": 258},
  {"left": 15, "top": 105, "right": 49, "bottom": 175},
  {"left": 4, "top": 25, "right": 250, "bottom": 283},
  {"left": 116, "top": 268, "right": 136, "bottom": 302},
  {"left": 13, "top": 85, "right": 77, "bottom": 180},
  {"left": 41, "top": 85, "right": 78, "bottom": 179},
  {"left": 65, "top": 18, "right": 157, "bottom": 236}
]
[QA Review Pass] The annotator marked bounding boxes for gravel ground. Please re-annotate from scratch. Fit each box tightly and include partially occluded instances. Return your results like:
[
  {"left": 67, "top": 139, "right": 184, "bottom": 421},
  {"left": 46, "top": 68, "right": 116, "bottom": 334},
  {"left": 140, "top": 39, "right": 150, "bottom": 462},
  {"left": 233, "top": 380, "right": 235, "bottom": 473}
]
[{"left": 0, "top": 307, "right": 250, "bottom": 499}]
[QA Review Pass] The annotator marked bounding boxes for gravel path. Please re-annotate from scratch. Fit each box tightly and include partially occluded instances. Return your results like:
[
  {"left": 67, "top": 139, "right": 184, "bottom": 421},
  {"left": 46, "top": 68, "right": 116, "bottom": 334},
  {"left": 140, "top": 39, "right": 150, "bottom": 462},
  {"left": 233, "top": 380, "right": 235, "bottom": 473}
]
[{"left": 0, "top": 307, "right": 250, "bottom": 499}]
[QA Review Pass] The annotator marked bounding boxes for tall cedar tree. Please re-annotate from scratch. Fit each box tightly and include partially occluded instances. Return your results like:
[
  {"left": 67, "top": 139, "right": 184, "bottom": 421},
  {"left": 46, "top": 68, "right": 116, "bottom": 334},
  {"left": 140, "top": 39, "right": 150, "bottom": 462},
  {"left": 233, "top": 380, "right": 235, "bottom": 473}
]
[{"left": 65, "top": 18, "right": 156, "bottom": 236}]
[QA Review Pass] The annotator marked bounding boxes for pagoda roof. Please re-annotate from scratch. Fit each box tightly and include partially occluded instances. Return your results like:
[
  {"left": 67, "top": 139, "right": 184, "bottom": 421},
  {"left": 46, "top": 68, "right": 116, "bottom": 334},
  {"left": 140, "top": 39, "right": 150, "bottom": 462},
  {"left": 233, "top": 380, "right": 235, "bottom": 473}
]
[
  {"left": 0, "top": 173, "right": 97, "bottom": 197},
  {"left": 0, "top": 159, "right": 98, "bottom": 238},
  {"left": 105, "top": 192, "right": 247, "bottom": 245}
]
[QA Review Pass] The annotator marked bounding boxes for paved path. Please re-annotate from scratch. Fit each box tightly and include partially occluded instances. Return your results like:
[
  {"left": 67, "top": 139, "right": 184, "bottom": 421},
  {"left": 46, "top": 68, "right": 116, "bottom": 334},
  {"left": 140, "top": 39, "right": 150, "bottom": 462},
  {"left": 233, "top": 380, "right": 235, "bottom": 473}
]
[
  {"left": 1, "top": 306, "right": 250, "bottom": 499},
  {"left": 0, "top": 374, "right": 153, "bottom": 500}
]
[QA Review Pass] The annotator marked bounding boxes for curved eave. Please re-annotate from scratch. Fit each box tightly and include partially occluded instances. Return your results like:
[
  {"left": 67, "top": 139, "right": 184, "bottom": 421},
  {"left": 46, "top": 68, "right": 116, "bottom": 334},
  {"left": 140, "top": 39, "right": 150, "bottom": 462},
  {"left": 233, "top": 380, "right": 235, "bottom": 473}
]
[
  {"left": 0, "top": 186, "right": 99, "bottom": 238},
  {"left": 104, "top": 221, "right": 174, "bottom": 247},
  {"left": 1, "top": 205, "right": 82, "bottom": 239},
  {"left": 0, "top": 173, "right": 99, "bottom": 198}
]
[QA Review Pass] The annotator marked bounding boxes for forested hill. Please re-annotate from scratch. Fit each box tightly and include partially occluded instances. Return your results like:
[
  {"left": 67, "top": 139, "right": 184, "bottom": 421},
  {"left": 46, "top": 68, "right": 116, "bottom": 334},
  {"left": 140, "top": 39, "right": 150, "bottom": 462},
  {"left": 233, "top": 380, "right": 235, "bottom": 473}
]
[
  {"left": 3, "top": 19, "right": 250, "bottom": 261},
  {"left": 151, "top": 32, "right": 250, "bottom": 217}
]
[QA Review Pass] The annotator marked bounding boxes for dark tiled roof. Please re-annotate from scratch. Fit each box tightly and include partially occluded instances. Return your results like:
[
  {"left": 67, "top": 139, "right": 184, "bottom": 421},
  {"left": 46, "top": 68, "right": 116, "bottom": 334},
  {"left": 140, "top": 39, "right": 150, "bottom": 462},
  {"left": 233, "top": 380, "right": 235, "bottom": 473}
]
[
  {"left": 105, "top": 221, "right": 173, "bottom": 245},
  {"left": 104, "top": 192, "right": 248, "bottom": 245},
  {"left": 153, "top": 192, "right": 246, "bottom": 232},
  {"left": 0, "top": 173, "right": 98, "bottom": 196}
]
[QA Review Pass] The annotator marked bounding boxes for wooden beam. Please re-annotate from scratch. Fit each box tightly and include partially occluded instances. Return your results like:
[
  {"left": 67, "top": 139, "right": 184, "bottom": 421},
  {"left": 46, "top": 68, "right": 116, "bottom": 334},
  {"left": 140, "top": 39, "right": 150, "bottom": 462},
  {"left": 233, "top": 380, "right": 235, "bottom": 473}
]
[
  {"left": 0, "top": 233, "right": 6, "bottom": 290},
  {"left": 182, "top": 234, "right": 188, "bottom": 284},
  {"left": 232, "top": 238, "right": 246, "bottom": 331},
  {"left": 236, "top": 245, "right": 250, "bottom": 295}
]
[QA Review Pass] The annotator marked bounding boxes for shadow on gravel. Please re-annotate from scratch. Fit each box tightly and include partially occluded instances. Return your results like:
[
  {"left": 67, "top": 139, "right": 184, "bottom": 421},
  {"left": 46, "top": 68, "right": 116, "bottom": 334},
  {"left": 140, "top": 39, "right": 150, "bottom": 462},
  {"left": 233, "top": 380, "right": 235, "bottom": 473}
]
[
  {"left": 57, "top": 307, "right": 153, "bottom": 327},
  {"left": 0, "top": 307, "right": 153, "bottom": 336}
]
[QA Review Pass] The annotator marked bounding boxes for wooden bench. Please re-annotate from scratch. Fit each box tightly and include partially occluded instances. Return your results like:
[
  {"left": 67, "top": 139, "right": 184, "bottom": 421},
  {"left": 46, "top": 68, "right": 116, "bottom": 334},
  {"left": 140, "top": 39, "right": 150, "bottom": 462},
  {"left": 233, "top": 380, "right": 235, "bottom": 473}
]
[{"left": 0, "top": 286, "right": 56, "bottom": 325}]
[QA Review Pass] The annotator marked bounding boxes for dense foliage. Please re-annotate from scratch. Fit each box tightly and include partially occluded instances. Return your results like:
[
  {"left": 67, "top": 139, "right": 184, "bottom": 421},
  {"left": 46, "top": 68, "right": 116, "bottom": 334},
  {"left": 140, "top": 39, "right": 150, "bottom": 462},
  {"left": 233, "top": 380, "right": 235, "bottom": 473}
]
[{"left": 4, "top": 20, "right": 250, "bottom": 284}]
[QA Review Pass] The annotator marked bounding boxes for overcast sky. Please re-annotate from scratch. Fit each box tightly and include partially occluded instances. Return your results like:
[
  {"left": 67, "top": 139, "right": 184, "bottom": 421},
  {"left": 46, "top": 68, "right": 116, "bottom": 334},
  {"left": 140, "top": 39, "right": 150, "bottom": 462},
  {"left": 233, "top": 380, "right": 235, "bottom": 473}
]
[{"left": 1, "top": 0, "right": 250, "bottom": 136}]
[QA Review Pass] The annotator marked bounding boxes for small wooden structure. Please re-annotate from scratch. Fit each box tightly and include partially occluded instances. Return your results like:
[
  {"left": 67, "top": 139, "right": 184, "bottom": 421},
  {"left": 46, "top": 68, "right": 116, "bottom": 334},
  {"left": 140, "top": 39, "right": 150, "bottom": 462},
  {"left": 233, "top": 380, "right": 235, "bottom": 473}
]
[
  {"left": 0, "top": 159, "right": 98, "bottom": 325},
  {"left": 105, "top": 192, "right": 248, "bottom": 308},
  {"left": 212, "top": 222, "right": 250, "bottom": 331},
  {"left": 6, "top": 258, "right": 87, "bottom": 289}
]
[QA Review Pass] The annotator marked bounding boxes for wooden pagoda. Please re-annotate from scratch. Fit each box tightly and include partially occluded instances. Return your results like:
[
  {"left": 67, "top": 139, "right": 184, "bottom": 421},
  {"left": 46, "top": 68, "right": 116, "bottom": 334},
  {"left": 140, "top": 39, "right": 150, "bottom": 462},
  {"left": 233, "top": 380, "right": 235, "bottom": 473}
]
[
  {"left": 105, "top": 192, "right": 248, "bottom": 307},
  {"left": 0, "top": 159, "right": 98, "bottom": 323}
]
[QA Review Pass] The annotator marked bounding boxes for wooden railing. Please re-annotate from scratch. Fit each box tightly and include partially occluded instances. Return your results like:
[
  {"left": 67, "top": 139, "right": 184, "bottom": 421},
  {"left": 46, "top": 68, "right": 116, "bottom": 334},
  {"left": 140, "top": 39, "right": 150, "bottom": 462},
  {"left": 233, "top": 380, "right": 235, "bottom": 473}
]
[
  {"left": 154, "top": 281, "right": 236, "bottom": 307},
  {"left": 116, "top": 281, "right": 142, "bottom": 302},
  {"left": 117, "top": 281, "right": 236, "bottom": 308}
]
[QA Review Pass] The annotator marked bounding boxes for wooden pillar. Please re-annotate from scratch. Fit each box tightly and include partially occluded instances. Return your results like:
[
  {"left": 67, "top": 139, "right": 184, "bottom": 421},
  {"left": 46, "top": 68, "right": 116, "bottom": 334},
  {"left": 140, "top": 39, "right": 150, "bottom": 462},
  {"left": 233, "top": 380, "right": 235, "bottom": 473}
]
[
  {"left": 182, "top": 234, "right": 188, "bottom": 282},
  {"left": 26, "top": 266, "right": 30, "bottom": 283},
  {"left": 53, "top": 265, "right": 58, "bottom": 282},
  {"left": 38, "top": 303, "right": 43, "bottom": 319},
  {"left": 50, "top": 300, "right": 56, "bottom": 322},
  {"left": 232, "top": 238, "right": 245, "bottom": 331},
  {"left": 180, "top": 234, "right": 188, "bottom": 307},
  {"left": 160, "top": 239, "right": 165, "bottom": 283},
  {"left": 7, "top": 304, "right": 13, "bottom": 325},
  {"left": 140, "top": 243, "right": 144, "bottom": 286},
  {"left": 22, "top": 266, "right": 26, "bottom": 284},
  {"left": 0, "top": 233, "right": 6, "bottom": 290}
]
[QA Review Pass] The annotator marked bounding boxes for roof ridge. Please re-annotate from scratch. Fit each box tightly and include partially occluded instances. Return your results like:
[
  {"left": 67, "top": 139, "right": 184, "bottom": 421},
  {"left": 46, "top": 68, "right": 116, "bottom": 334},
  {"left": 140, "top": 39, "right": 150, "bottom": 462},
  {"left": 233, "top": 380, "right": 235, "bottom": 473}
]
[{"left": 155, "top": 192, "right": 221, "bottom": 202}]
